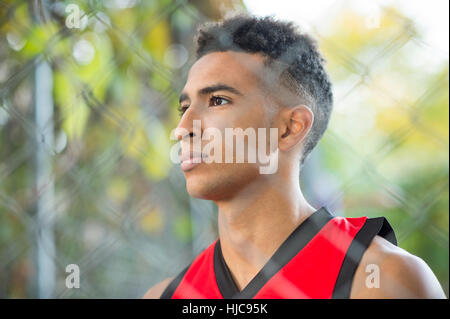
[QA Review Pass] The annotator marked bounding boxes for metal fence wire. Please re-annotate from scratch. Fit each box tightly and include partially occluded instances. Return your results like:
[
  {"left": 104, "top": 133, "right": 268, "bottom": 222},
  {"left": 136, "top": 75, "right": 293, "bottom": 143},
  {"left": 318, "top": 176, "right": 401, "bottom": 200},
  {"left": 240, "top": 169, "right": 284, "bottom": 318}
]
[{"left": 0, "top": 0, "right": 448, "bottom": 298}]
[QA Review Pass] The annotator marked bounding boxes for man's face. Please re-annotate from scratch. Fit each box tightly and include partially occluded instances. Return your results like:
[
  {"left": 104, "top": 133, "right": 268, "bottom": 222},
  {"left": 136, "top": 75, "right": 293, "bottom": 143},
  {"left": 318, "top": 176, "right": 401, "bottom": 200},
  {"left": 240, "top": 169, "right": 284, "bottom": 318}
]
[{"left": 176, "top": 51, "right": 278, "bottom": 201}]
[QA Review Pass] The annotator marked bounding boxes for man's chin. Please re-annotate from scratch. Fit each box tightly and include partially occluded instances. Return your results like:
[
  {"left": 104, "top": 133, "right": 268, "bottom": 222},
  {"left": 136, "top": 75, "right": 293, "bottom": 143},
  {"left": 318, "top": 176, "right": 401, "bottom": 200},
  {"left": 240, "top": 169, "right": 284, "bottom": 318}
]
[
  {"left": 186, "top": 183, "right": 218, "bottom": 200},
  {"left": 185, "top": 176, "right": 229, "bottom": 201},
  {"left": 183, "top": 164, "right": 260, "bottom": 200}
]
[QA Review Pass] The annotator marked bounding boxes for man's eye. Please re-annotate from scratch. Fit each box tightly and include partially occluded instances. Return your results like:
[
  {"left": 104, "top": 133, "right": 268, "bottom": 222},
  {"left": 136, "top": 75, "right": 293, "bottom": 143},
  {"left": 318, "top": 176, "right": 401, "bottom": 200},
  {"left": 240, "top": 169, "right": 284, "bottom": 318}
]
[
  {"left": 178, "top": 105, "right": 189, "bottom": 116},
  {"left": 209, "top": 96, "right": 230, "bottom": 107}
]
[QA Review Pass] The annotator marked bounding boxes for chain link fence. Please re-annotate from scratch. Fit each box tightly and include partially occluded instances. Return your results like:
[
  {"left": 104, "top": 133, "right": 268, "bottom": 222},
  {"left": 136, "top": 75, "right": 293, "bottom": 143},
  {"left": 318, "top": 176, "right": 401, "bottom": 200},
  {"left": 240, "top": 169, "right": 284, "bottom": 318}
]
[{"left": 0, "top": 0, "right": 448, "bottom": 298}]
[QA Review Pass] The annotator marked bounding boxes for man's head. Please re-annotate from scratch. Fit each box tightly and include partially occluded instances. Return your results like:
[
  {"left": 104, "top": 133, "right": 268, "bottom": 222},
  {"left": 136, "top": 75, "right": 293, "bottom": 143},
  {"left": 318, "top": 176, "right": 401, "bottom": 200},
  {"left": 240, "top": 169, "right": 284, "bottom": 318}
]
[{"left": 176, "top": 14, "right": 333, "bottom": 200}]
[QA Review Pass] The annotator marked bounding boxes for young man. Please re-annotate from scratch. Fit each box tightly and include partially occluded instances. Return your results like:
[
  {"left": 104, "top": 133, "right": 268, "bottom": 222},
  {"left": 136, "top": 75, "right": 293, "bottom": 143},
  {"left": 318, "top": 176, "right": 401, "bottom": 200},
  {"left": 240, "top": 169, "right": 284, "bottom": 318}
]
[{"left": 144, "top": 15, "right": 446, "bottom": 299}]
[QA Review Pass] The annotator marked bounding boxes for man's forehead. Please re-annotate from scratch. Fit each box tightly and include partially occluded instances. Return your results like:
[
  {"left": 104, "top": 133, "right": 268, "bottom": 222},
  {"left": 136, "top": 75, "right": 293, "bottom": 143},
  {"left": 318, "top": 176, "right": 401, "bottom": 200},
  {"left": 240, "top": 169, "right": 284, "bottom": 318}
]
[{"left": 184, "top": 51, "right": 267, "bottom": 91}]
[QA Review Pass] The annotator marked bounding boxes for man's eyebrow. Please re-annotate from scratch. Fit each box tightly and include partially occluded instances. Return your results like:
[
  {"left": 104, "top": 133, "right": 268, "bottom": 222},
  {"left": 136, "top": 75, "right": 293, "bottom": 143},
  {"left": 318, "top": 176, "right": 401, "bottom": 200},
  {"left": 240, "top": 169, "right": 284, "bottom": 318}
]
[
  {"left": 198, "top": 83, "right": 243, "bottom": 96},
  {"left": 179, "top": 83, "right": 243, "bottom": 104},
  {"left": 179, "top": 93, "right": 189, "bottom": 104}
]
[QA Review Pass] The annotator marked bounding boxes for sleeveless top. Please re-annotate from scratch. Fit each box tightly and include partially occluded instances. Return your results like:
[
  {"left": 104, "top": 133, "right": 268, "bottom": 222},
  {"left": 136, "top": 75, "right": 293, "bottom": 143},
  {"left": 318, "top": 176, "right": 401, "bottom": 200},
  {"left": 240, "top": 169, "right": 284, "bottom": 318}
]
[{"left": 160, "top": 206, "right": 397, "bottom": 299}]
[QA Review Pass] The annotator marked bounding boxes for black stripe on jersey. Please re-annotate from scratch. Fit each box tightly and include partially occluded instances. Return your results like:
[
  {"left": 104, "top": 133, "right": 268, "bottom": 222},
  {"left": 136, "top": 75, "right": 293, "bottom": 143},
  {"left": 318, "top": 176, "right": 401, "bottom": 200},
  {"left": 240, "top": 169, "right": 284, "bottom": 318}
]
[
  {"left": 159, "top": 264, "right": 191, "bottom": 299},
  {"left": 332, "top": 216, "right": 398, "bottom": 299}
]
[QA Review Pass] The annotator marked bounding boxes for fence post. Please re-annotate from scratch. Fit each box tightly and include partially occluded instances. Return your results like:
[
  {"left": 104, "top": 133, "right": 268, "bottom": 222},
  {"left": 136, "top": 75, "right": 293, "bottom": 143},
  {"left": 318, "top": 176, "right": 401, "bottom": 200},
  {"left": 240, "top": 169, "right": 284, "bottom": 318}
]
[{"left": 31, "top": 0, "right": 55, "bottom": 299}]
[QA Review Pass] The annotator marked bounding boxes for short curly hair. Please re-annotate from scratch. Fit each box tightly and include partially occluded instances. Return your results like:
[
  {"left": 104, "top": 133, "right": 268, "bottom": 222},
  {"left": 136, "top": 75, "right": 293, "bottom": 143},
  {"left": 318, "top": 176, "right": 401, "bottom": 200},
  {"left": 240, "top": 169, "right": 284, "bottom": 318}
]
[{"left": 194, "top": 14, "right": 333, "bottom": 167}]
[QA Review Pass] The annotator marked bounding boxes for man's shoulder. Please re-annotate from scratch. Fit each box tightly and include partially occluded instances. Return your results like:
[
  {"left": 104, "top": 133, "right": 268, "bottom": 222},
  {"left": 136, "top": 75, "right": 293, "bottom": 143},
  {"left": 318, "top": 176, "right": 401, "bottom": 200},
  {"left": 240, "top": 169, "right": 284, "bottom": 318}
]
[
  {"left": 350, "top": 235, "right": 446, "bottom": 298},
  {"left": 142, "top": 277, "right": 174, "bottom": 299}
]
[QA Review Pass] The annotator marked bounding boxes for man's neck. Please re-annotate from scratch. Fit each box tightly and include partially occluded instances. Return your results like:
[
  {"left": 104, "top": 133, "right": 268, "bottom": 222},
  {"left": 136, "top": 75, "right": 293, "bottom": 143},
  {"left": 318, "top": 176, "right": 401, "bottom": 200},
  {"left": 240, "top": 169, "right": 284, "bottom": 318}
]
[{"left": 214, "top": 173, "right": 316, "bottom": 291}]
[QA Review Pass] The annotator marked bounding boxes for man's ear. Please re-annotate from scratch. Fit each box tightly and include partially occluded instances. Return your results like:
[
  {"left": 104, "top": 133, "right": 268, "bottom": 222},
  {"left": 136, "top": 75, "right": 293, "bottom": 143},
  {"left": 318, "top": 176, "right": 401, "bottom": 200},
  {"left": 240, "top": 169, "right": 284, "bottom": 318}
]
[{"left": 278, "top": 105, "right": 314, "bottom": 151}]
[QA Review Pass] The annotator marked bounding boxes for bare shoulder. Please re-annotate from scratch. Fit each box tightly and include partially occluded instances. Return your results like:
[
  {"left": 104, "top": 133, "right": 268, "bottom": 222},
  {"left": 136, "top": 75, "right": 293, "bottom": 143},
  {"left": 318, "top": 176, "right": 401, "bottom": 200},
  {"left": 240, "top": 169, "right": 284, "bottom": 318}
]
[
  {"left": 142, "top": 277, "right": 174, "bottom": 299},
  {"left": 350, "top": 235, "right": 447, "bottom": 299}
]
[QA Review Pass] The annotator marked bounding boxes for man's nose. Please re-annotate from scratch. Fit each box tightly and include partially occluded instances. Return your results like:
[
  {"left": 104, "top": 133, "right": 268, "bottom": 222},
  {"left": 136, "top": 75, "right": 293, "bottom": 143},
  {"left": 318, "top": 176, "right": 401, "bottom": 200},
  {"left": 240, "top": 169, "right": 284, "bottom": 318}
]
[
  {"left": 175, "top": 107, "right": 199, "bottom": 141},
  {"left": 176, "top": 129, "right": 195, "bottom": 142}
]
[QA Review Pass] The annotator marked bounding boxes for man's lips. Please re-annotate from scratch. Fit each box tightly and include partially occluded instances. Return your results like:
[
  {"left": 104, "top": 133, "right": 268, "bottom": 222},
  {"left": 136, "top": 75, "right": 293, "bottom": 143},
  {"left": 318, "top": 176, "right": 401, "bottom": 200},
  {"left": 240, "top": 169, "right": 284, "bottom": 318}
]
[{"left": 179, "top": 151, "right": 208, "bottom": 172}]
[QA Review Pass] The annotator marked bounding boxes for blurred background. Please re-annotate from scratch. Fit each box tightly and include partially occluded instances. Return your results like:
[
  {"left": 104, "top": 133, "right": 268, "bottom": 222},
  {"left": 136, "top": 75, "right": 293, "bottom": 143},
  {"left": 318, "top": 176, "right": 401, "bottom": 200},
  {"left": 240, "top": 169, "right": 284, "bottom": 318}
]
[{"left": 0, "top": 0, "right": 448, "bottom": 298}]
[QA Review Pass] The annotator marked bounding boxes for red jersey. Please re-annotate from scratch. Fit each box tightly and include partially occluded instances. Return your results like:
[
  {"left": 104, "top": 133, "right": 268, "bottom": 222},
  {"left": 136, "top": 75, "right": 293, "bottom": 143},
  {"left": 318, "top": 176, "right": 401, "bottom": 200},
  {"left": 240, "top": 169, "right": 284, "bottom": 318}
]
[{"left": 160, "top": 206, "right": 397, "bottom": 299}]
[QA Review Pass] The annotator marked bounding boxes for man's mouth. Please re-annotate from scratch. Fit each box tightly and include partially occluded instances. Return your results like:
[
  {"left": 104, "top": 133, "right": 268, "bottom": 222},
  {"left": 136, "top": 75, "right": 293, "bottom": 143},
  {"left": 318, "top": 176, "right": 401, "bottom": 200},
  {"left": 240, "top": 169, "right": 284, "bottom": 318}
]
[{"left": 179, "top": 151, "right": 208, "bottom": 172}]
